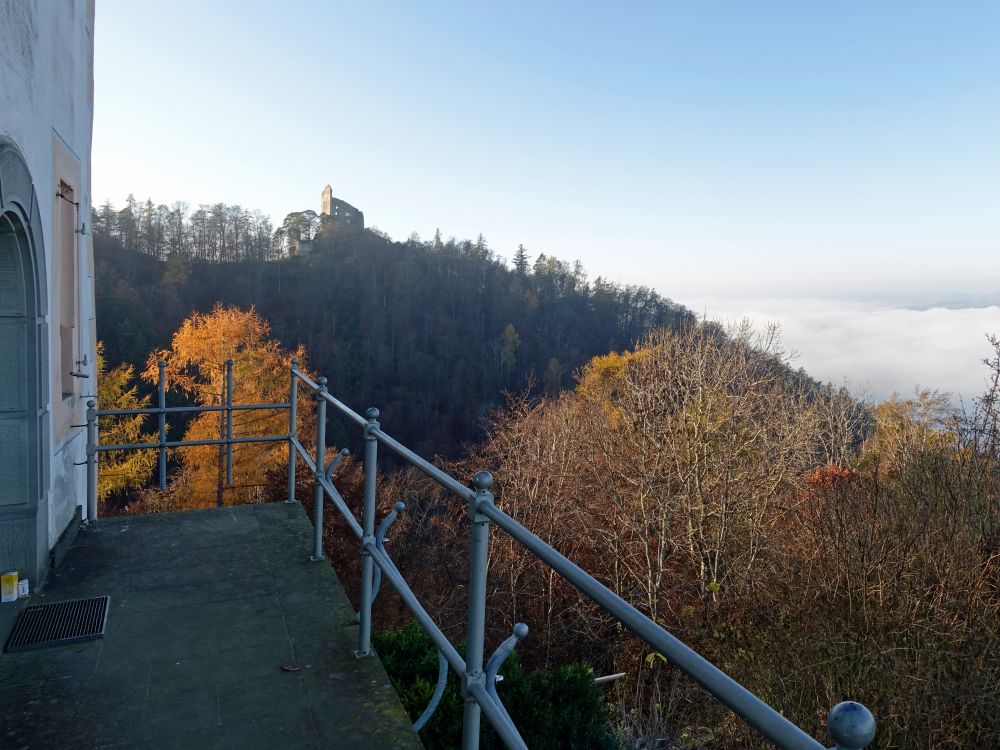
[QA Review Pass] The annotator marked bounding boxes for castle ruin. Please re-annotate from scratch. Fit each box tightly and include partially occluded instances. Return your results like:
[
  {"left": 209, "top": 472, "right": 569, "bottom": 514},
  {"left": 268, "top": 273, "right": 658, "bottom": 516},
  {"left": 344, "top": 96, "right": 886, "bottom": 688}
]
[{"left": 321, "top": 184, "right": 364, "bottom": 231}]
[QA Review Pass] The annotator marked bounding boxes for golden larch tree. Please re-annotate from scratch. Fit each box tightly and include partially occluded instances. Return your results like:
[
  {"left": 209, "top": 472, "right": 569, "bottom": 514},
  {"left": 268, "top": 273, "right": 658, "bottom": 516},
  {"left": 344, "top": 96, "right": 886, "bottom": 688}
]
[
  {"left": 96, "top": 341, "right": 158, "bottom": 506},
  {"left": 142, "top": 304, "right": 314, "bottom": 508}
]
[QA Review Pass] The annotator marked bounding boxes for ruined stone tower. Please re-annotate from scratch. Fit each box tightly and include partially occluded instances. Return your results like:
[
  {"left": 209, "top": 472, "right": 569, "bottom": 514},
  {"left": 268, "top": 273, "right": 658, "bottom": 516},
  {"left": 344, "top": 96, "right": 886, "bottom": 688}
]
[{"left": 319, "top": 184, "right": 364, "bottom": 230}]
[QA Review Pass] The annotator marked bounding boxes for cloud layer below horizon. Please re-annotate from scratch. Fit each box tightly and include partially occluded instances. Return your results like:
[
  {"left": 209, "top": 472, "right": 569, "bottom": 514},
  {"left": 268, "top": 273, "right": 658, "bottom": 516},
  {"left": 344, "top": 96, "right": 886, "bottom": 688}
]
[{"left": 687, "top": 297, "right": 999, "bottom": 405}]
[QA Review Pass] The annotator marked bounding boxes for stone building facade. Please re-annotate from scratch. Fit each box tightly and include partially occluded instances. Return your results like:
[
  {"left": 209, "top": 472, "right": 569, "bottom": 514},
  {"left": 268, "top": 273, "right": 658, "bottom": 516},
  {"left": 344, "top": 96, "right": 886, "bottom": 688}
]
[{"left": 0, "top": 1, "right": 97, "bottom": 588}]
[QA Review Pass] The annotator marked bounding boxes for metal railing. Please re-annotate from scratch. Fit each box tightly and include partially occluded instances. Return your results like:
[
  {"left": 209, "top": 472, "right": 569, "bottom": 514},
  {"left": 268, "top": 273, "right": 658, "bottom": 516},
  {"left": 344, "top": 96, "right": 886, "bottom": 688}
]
[{"left": 85, "top": 358, "right": 876, "bottom": 750}]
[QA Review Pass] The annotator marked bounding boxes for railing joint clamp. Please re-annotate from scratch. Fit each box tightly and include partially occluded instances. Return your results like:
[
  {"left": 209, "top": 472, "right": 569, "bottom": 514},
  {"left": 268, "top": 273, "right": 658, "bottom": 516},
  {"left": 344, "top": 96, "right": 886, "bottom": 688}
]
[
  {"left": 472, "top": 493, "right": 494, "bottom": 523},
  {"left": 460, "top": 669, "right": 485, "bottom": 700}
]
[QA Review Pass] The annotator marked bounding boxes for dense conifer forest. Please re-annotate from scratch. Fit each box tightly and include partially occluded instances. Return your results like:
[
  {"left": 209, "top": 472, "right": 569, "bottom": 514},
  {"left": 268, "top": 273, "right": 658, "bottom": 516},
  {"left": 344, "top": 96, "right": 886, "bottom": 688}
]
[{"left": 93, "top": 197, "right": 693, "bottom": 455}]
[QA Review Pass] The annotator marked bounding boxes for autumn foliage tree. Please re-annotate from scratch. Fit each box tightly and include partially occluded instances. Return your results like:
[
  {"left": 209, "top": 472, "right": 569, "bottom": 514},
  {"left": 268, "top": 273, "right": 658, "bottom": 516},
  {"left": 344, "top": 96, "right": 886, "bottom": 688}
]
[
  {"left": 96, "top": 341, "right": 157, "bottom": 507},
  {"left": 142, "top": 304, "right": 313, "bottom": 508},
  {"left": 358, "top": 326, "right": 1000, "bottom": 748}
]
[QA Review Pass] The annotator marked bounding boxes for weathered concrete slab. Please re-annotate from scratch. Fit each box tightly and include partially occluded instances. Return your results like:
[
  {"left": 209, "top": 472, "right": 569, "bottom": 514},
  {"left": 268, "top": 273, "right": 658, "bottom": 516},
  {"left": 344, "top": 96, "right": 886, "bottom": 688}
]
[{"left": 0, "top": 503, "right": 423, "bottom": 750}]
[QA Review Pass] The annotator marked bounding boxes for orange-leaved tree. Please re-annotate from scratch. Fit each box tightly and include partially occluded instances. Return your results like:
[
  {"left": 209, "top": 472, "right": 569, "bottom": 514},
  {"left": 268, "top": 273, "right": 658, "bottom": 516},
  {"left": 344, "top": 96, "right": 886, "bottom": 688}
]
[
  {"left": 142, "top": 304, "right": 314, "bottom": 508},
  {"left": 96, "top": 341, "right": 158, "bottom": 507}
]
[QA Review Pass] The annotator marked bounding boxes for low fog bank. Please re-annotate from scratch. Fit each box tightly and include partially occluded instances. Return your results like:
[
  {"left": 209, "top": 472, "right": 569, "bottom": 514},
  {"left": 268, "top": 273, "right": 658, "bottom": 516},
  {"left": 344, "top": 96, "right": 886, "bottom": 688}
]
[{"left": 686, "top": 296, "right": 1000, "bottom": 405}]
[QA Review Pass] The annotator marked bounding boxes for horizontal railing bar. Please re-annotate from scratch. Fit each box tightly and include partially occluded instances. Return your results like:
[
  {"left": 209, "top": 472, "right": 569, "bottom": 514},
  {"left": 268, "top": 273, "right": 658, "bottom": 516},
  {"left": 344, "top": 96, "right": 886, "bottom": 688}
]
[
  {"left": 371, "top": 427, "right": 475, "bottom": 502},
  {"left": 364, "top": 541, "right": 467, "bottom": 676},
  {"left": 477, "top": 501, "right": 825, "bottom": 750},
  {"left": 291, "top": 367, "right": 319, "bottom": 391},
  {"left": 467, "top": 682, "right": 529, "bottom": 750},
  {"left": 320, "top": 391, "right": 367, "bottom": 428},
  {"left": 291, "top": 436, "right": 316, "bottom": 474},
  {"left": 97, "top": 403, "right": 288, "bottom": 416},
  {"left": 97, "top": 435, "right": 288, "bottom": 451},
  {"left": 293, "top": 371, "right": 477, "bottom": 492},
  {"left": 292, "top": 367, "right": 366, "bottom": 427},
  {"left": 317, "top": 474, "right": 364, "bottom": 539}
]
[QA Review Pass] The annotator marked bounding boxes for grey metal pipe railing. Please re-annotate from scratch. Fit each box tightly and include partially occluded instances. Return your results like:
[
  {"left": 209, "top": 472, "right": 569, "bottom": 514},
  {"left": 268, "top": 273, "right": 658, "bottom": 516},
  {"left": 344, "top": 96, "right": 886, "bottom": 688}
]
[
  {"left": 468, "top": 682, "right": 528, "bottom": 750},
  {"left": 316, "top": 472, "right": 363, "bottom": 540},
  {"left": 476, "top": 499, "right": 823, "bottom": 749},
  {"left": 86, "top": 399, "right": 98, "bottom": 523},
  {"left": 462, "top": 473, "right": 493, "bottom": 747},
  {"left": 310, "top": 377, "right": 328, "bottom": 561},
  {"left": 322, "top": 390, "right": 369, "bottom": 429},
  {"left": 157, "top": 360, "right": 167, "bottom": 490},
  {"left": 225, "top": 359, "right": 234, "bottom": 486},
  {"left": 371, "top": 425, "right": 475, "bottom": 501},
  {"left": 291, "top": 367, "right": 876, "bottom": 750},
  {"left": 85, "top": 359, "right": 877, "bottom": 750},
  {"left": 86, "top": 359, "right": 293, "bottom": 516},
  {"left": 96, "top": 435, "right": 287, "bottom": 451},
  {"left": 292, "top": 365, "right": 367, "bottom": 428},
  {"left": 287, "top": 356, "right": 299, "bottom": 503},
  {"left": 291, "top": 435, "right": 316, "bottom": 474},
  {"left": 97, "top": 403, "right": 289, "bottom": 416},
  {"left": 364, "top": 539, "right": 466, "bottom": 674},
  {"left": 357, "top": 408, "right": 380, "bottom": 656},
  {"left": 290, "top": 365, "right": 319, "bottom": 392}
]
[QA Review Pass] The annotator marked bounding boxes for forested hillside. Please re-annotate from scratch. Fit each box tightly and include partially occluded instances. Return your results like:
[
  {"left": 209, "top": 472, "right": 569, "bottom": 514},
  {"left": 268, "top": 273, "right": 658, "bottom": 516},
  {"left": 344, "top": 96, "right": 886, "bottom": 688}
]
[
  {"left": 334, "top": 328, "right": 1000, "bottom": 748},
  {"left": 91, "top": 196, "right": 1000, "bottom": 749},
  {"left": 94, "top": 197, "right": 694, "bottom": 454}
]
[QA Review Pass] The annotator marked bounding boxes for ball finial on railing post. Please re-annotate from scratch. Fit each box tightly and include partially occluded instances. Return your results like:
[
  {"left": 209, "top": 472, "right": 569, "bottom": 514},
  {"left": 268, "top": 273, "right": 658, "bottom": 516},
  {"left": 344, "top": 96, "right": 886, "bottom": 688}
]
[
  {"left": 366, "top": 406, "right": 380, "bottom": 421},
  {"left": 473, "top": 471, "right": 493, "bottom": 491},
  {"left": 828, "top": 701, "right": 876, "bottom": 750}
]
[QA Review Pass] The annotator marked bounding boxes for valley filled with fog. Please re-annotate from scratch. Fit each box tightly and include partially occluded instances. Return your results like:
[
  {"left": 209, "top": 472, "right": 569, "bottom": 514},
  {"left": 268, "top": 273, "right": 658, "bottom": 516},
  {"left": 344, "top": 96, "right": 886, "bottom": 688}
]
[{"left": 689, "top": 295, "right": 1000, "bottom": 404}]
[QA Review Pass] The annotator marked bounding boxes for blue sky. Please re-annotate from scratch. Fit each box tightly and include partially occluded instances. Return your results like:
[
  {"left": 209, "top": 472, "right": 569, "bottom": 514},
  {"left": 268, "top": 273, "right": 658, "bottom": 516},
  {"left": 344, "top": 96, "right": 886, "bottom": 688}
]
[{"left": 93, "top": 1, "right": 1000, "bottom": 299}]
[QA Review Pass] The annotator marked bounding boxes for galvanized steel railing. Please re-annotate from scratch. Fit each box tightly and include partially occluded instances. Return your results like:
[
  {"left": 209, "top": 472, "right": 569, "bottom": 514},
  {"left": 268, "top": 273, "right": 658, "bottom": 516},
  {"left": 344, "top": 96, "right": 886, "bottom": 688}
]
[{"left": 85, "top": 357, "right": 877, "bottom": 750}]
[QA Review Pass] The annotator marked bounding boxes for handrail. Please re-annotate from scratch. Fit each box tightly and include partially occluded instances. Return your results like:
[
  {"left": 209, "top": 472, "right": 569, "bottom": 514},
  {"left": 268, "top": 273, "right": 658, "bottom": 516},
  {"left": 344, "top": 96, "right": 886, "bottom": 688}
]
[
  {"left": 322, "top": 390, "right": 368, "bottom": 429},
  {"left": 85, "top": 358, "right": 292, "bottom": 517},
  {"left": 371, "top": 425, "right": 475, "bottom": 502},
  {"left": 98, "top": 402, "right": 289, "bottom": 416},
  {"left": 290, "top": 365, "right": 319, "bottom": 391},
  {"left": 85, "top": 358, "right": 877, "bottom": 750},
  {"left": 476, "top": 500, "right": 823, "bottom": 749},
  {"left": 96, "top": 435, "right": 286, "bottom": 451}
]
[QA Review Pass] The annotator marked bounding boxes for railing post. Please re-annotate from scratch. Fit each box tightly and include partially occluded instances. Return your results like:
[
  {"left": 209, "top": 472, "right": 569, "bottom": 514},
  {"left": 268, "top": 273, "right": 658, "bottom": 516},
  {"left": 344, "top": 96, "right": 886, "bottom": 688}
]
[
  {"left": 157, "top": 359, "right": 167, "bottom": 490},
  {"left": 357, "top": 406, "right": 380, "bottom": 657},
  {"left": 225, "top": 358, "right": 234, "bottom": 487},
  {"left": 85, "top": 399, "right": 98, "bottom": 523},
  {"left": 311, "top": 376, "right": 328, "bottom": 561},
  {"left": 462, "top": 470, "right": 494, "bottom": 750},
  {"left": 286, "top": 357, "right": 298, "bottom": 503}
]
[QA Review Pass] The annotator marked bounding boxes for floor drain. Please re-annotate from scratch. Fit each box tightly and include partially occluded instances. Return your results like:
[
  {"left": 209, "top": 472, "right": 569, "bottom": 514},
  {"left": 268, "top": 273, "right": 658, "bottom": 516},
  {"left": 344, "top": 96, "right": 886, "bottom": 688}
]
[{"left": 4, "top": 596, "right": 110, "bottom": 652}]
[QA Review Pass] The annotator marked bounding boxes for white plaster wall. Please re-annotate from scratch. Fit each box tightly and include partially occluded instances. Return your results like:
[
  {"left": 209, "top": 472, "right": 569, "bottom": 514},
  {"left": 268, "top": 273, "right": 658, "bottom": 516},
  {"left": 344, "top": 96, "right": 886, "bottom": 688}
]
[{"left": 0, "top": 1, "right": 96, "bottom": 545}]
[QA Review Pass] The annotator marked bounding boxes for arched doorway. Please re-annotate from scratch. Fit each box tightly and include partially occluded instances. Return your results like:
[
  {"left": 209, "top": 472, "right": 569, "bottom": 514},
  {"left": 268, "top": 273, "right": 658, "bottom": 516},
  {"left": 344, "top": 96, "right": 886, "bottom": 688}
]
[{"left": 0, "top": 143, "right": 48, "bottom": 584}]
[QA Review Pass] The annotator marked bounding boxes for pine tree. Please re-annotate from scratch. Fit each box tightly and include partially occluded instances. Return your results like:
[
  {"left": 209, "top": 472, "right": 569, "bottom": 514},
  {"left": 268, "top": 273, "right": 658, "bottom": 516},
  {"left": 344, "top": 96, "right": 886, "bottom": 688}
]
[{"left": 513, "top": 244, "right": 529, "bottom": 276}]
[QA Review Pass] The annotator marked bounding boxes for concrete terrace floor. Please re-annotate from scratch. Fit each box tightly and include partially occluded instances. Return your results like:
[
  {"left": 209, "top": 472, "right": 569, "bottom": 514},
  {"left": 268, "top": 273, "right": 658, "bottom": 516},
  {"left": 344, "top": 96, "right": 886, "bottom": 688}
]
[{"left": 0, "top": 503, "right": 424, "bottom": 750}]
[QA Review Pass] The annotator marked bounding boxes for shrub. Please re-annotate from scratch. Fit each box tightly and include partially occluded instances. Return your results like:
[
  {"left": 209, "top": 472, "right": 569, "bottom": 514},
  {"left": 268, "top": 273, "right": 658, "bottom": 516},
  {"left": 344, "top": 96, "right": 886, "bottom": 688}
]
[{"left": 374, "top": 621, "right": 617, "bottom": 749}]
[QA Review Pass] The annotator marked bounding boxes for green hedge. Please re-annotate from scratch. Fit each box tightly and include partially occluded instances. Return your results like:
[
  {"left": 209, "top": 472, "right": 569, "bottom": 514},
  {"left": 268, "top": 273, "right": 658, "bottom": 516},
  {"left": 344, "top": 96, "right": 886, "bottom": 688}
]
[{"left": 374, "top": 622, "right": 617, "bottom": 749}]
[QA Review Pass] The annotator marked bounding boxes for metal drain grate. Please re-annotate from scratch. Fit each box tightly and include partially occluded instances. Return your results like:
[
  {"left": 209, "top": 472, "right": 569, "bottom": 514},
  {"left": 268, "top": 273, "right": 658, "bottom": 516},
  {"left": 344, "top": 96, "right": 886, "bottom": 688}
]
[{"left": 4, "top": 596, "right": 110, "bottom": 652}]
